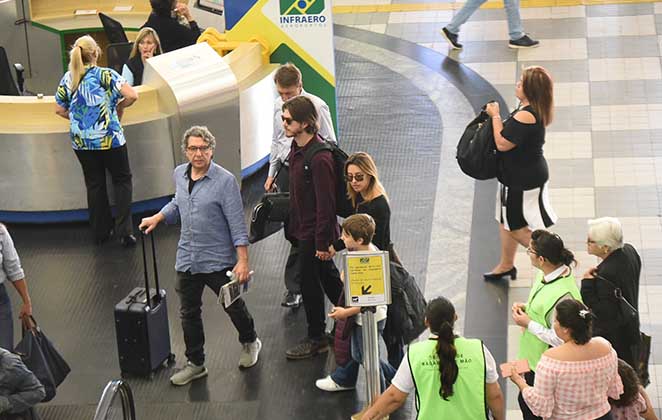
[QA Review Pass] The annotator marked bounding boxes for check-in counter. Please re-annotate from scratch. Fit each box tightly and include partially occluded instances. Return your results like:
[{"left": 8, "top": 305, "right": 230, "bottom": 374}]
[{"left": 0, "top": 41, "right": 275, "bottom": 222}]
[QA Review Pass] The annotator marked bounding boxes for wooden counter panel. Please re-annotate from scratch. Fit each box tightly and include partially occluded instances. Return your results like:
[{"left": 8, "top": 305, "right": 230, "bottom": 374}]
[
  {"left": 30, "top": 0, "right": 150, "bottom": 22},
  {"left": 33, "top": 13, "right": 148, "bottom": 32}
]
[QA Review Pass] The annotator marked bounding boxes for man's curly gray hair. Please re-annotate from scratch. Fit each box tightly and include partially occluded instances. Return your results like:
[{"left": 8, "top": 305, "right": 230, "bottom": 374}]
[{"left": 181, "top": 126, "right": 216, "bottom": 153}]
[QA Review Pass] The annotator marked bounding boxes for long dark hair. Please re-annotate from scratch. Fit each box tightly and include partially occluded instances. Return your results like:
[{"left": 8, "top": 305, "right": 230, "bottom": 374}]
[
  {"left": 426, "top": 297, "right": 458, "bottom": 400},
  {"left": 530, "top": 230, "right": 576, "bottom": 267},
  {"left": 555, "top": 299, "right": 593, "bottom": 344},
  {"left": 609, "top": 359, "right": 640, "bottom": 408},
  {"left": 521, "top": 66, "right": 554, "bottom": 127}
]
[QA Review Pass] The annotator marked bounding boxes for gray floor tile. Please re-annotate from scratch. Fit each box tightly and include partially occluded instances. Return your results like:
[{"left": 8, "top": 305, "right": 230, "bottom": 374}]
[
  {"left": 549, "top": 217, "right": 591, "bottom": 252},
  {"left": 525, "top": 18, "right": 587, "bottom": 39},
  {"left": 548, "top": 106, "right": 592, "bottom": 132},
  {"left": 595, "top": 186, "right": 662, "bottom": 217},
  {"left": 548, "top": 158, "right": 595, "bottom": 188},
  {"left": 354, "top": 13, "right": 374, "bottom": 25},
  {"left": 370, "top": 12, "right": 390, "bottom": 25},
  {"left": 590, "top": 80, "right": 662, "bottom": 106},
  {"left": 592, "top": 130, "right": 662, "bottom": 158},
  {"left": 587, "top": 36, "right": 660, "bottom": 58},
  {"left": 386, "top": 23, "right": 442, "bottom": 43},
  {"left": 333, "top": 14, "right": 356, "bottom": 25},
  {"left": 519, "top": 60, "right": 589, "bottom": 82},
  {"left": 449, "top": 41, "right": 519, "bottom": 63},
  {"left": 585, "top": 3, "right": 654, "bottom": 17}
]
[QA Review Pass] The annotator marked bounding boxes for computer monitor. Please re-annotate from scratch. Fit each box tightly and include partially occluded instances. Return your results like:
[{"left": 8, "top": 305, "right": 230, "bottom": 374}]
[{"left": 197, "top": 0, "right": 224, "bottom": 15}]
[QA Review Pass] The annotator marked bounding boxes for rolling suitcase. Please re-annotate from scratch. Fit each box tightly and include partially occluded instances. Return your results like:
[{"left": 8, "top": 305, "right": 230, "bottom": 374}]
[{"left": 114, "top": 231, "right": 174, "bottom": 377}]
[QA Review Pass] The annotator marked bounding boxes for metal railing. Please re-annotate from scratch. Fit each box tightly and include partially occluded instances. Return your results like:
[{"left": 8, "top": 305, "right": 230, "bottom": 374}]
[{"left": 93, "top": 380, "right": 136, "bottom": 420}]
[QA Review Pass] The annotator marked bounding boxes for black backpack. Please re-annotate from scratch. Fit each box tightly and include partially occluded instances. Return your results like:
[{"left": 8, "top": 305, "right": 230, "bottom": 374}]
[
  {"left": 456, "top": 107, "right": 498, "bottom": 180},
  {"left": 303, "top": 138, "right": 354, "bottom": 218},
  {"left": 385, "top": 261, "right": 427, "bottom": 344}
]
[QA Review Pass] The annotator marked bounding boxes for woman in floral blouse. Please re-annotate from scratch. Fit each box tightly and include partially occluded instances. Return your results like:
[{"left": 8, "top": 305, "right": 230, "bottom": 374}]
[{"left": 55, "top": 35, "right": 138, "bottom": 246}]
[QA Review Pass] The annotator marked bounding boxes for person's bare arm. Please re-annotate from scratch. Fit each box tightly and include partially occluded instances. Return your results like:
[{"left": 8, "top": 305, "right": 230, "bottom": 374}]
[
  {"left": 360, "top": 385, "right": 408, "bottom": 420},
  {"left": 486, "top": 381, "right": 505, "bottom": 420},
  {"left": 55, "top": 104, "right": 70, "bottom": 120}
]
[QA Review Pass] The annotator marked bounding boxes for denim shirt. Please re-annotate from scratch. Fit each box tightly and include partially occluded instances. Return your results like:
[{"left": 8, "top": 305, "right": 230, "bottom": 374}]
[
  {"left": 160, "top": 162, "right": 249, "bottom": 274},
  {"left": 0, "top": 348, "right": 45, "bottom": 415}
]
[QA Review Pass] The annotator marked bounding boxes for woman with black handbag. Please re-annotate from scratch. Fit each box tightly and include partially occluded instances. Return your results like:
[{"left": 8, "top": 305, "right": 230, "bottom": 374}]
[
  {"left": 581, "top": 217, "right": 641, "bottom": 370},
  {"left": 483, "top": 66, "right": 558, "bottom": 281}
]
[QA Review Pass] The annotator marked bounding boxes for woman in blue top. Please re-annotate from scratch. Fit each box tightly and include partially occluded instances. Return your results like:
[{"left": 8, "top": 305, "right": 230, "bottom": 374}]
[{"left": 55, "top": 35, "right": 138, "bottom": 246}]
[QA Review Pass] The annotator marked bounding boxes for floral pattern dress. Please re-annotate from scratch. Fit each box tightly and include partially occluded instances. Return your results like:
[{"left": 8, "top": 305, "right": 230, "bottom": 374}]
[{"left": 55, "top": 66, "right": 127, "bottom": 150}]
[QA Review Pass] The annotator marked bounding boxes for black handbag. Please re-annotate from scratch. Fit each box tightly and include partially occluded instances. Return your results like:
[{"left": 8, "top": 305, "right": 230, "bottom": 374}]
[
  {"left": 13, "top": 317, "right": 70, "bottom": 402},
  {"left": 456, "top": 104, "right": 498, "bottom": 180},
  {"left": 249, "top": 164, "right": 291, "bottom": 244},
  {"left": 638, "top": 331, "right": 652, "bottom": 387},
  {"left": 595, "top": 275, "right": 638, "bottom": 326}
]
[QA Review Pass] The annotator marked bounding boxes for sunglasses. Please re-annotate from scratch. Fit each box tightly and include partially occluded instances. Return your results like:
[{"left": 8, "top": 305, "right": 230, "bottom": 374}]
[
  {"left": 345, "top": 174, "right": 365, "bottom": 182},
  {"left": 281, "top": 116, "right": 295, "bottom": 125},
  {"left": 186, "top": 145, "right": 211, "bottom": 153}
]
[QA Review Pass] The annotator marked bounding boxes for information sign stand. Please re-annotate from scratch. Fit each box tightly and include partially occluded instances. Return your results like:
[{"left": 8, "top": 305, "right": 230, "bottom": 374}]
[{"left": 344, "top": 251, "right": 390, "bottom": 420}]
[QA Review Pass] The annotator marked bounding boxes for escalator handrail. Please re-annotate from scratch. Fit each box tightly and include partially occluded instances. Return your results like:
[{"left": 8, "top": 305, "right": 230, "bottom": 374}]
[{"left": 93, "top": 379, "right": 136, "bottom": 420}]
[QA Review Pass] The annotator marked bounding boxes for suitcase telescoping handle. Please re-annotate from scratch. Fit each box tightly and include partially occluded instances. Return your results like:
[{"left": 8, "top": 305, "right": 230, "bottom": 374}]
[{"left": 140, "top": 230, "right": 161, "bottom": 306}]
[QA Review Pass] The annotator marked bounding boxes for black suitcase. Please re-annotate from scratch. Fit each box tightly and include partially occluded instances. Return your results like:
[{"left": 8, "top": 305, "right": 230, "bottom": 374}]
[{"left": 114, "top": 231, "right": 174, "bottom": 376}]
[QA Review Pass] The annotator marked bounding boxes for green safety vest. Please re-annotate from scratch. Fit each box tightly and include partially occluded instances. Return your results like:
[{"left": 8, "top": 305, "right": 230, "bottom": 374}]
[
  {"left": 517, "top": 271, "right": 581, "bottom": 371},
  {"left": 409, "top": 337, "right": 487, "bottom": 420}
]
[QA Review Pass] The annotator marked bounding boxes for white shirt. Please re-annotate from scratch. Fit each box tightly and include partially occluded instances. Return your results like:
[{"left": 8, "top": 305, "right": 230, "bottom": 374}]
[
  {"left": 525, "top": 265, "right": 572, "bottom": 348},
  {"left": 269, "top": 89, "right": 337, "bottom": 178},
  {"left": 391, "top": 336, "right": 499, "bottom": 394}
]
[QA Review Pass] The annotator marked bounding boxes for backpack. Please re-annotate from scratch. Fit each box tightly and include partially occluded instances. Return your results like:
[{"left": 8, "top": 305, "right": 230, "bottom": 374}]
[
  {"left": 385, "top": 261, "right": 427, "bottom": 344},
  {"left": 456, "top": 108, "right": 498, "bottom": 180},
  {"left": 303, "top": 138, "right": 354, "bottom": 218}
]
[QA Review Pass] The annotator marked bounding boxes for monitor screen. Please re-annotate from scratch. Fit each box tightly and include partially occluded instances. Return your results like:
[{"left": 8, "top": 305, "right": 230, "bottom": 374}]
[{"left": 197, "top": 0, "right": 223, "bottom": 15}]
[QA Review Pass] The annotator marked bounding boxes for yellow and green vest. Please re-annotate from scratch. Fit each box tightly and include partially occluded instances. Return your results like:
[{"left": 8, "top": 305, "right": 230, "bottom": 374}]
[
  {"left": 517, "top": 271, "right": 581, "bottom": 371},
  {"left": 409, "top": 337, "right": 487, "bottom": 420}
]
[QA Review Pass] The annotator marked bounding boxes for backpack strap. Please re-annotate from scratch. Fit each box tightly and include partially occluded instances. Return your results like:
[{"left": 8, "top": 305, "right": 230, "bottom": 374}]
[{"left": 303, "top": 139, "right": 333, "bottom": 184}]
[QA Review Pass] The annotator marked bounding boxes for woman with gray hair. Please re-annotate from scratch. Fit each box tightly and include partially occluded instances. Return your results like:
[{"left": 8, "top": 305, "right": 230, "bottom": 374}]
[{"left": 581, "top": 217, "right": 641, "bottom": 369}]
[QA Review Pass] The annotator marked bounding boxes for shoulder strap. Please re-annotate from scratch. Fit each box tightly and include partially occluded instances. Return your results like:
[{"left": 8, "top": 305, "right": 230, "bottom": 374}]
[{"left": 303, "top": 139, "right": 333, "bottom": 182}]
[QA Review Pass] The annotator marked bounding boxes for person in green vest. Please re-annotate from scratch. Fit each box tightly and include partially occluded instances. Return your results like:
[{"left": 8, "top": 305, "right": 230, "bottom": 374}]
[
  {"left": 360, "top": 296, "right": 505, "bottom": 420},
  {"left": 511, "top": 229, "right": 581, "bottom": 420}
]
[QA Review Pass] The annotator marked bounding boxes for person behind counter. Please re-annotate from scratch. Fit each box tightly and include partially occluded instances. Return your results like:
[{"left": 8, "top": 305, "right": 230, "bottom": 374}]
[
  {"left": 54, "top": 35, "right": 138, "bottom": 247},
  {"left": 143, "top": 0, "right": 201, "bottom": 53},
  {"left": 122, "top": 27, "right": 163, "bottom": 86}
]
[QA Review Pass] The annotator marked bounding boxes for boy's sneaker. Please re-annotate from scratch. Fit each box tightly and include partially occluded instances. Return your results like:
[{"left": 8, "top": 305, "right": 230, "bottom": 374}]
[
  {"left": 440, "top": 27, "right": 463, "bottom": 50},
  {"left": 315, "top": 375, "right": 355, "bottom": 392},
  {"left": 239, "top": 338, "right": 262, "bottom": 368},
  {"left": 285, "top": 337, "right": 328, "bottom": 360},
  {"left": 508, "top": 35, "right": 539, "bottom": 49},
  {"left": 170, "top": 362, "right": 208, "bottom": 386},
  {"left": 281, "top": 291, "right": 302, "bottom": 308}
]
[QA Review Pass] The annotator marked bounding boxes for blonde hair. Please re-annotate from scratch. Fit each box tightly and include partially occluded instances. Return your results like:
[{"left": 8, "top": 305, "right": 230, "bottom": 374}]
[
  {"left": 521, "top": 66, "right": 554, "bottom": 127},
  {"left": 587, "top": 217, "right": 624, "bottom": 251},
  {"left": 69, "top": 35, "right": 101, "bottom": 92},
  {"left": 344, "top": 152, "right": 388, "bottom": 208},
  {"left": 129, "top": 27, "right": 163, "bottom": 60}
]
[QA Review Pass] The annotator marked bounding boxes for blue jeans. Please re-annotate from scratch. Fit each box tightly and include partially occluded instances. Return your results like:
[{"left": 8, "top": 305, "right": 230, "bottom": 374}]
[
  {"left": 0, "top": 283, "right": 14, "bottom": 350},
  {"left": 331, "top": 319, "right": 396, "bottom": 390},
  {"left": 446, "top": 0, "right": 524, "bottom": 40}
]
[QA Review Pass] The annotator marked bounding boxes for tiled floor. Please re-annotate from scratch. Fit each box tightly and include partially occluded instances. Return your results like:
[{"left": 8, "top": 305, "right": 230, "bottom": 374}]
[{"left": 333, "top": 1, "right": 662, "bottom": 418}]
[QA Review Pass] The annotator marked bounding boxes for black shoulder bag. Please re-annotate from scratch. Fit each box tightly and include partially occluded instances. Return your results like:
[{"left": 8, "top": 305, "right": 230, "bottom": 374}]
[{"left": 594, "top": 274, "right": 638, "bottom": 326}]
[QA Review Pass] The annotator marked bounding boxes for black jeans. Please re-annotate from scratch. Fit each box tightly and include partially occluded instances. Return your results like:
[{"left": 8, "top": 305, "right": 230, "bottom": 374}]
[
  {"left": 175, "top": 269, "right": 256, "bottom": 366},
  {"left": 74, "top": 145, "right": 133, "bottom": 240},
  {"left": 297, "top": 239, "right": 343, "bottom": 339},
  {"left": 518, "top": 371, "right": 542, "bottom": 420}
]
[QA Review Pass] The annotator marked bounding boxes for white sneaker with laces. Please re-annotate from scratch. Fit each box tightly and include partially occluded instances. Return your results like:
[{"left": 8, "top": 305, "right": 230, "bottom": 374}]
[
  {"left": 239, "top": 337, "right": 262, "bottom": 368},
  {"left": 170, "top": 361, "right": 208, "bottom": 386},
  {"left": 315, "top": 375, "right": 355, "bottom": 392}
]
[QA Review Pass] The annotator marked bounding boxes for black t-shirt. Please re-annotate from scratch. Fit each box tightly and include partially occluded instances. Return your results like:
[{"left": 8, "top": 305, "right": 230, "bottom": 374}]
[
  {"left": 142, "top": 13, "right": 201, "bottom": 53},
  {"left": 497, "top": 105, "right": 549, "bottom": 190},
  {"left": 334, "top": 194, "right": 391, "bottom": 252}
]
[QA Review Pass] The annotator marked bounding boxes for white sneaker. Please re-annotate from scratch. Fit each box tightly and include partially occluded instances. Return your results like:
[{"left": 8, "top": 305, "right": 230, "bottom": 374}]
[
  {"left": 315, "top": 375, "right": 355, "bottom": 392},
  {"left": 239, "top": 338, "right": 262, "bottom": 368},
  {"left": 170, "top": 361, "right": 208, "bottom": 386}
]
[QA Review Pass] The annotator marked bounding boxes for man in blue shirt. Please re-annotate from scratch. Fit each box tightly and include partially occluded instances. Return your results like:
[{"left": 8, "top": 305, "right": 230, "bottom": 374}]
[{"left": 139, "top": 126, "right": 261, "bottom": 386}]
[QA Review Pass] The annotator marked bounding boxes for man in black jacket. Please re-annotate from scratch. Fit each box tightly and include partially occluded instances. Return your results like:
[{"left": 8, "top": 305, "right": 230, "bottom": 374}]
[{"left": 143, "top": 0, "right": 201, "bottom": 53}]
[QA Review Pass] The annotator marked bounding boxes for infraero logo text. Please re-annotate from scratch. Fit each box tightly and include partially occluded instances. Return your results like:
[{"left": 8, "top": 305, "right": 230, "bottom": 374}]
[{"left": 279, "top": 0, "right": 327, "bottom": 25}]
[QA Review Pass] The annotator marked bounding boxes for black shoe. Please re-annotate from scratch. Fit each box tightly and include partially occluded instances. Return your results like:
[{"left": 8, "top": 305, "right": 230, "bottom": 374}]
[
  {"left": 281, "top": 292, "right": 302, "bottom": 308},
  {"left": 285, "top": 337, "right": 329, "bottom": 360},
  {"left": 483, "top": 267, "right": 517, "bottom": 281},
  {"left": 95, "top": 229, "right": 114, "bottom": 245},
  {"left": 440, "top": 27, "right": 463, "bottom": 50},
  {"left": 120, "top": 234, "right": 137, "bottom": 247},
  {"left": 508, "top": 35, "right": 539, "bottom": 49}
]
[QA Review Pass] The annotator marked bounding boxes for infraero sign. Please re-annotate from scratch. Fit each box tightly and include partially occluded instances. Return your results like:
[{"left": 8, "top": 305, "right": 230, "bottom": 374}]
[{"left": 279, "top": 0, "right": 327, "bottom": 25}]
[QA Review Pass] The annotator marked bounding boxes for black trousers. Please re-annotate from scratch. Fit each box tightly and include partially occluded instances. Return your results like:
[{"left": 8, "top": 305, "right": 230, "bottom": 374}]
[
  {"left": 297, "top": 239, "right": 343, "bottom": 339},
  {"left": 74, "top": 145, "right": 133, "bottom": 240},
  {"left": 518, "top": 371, "right": 542, "bottom": 420},
  {"left": 276, "top": 165, "right": 302, "bottom": 295},
  {"left": 175, "top": 269, "right": 257, "bottom": 366}
]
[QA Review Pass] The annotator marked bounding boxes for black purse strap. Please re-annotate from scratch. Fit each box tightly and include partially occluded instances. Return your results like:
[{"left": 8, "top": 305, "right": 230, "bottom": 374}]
[{"left": 595, "top": 274, "right": 632, "bottom": 305}]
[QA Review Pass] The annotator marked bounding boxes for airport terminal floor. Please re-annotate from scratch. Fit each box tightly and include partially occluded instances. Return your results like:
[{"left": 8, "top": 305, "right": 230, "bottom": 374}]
[{"left": 5, "top": 0, "right": 662, "bottom": 419}]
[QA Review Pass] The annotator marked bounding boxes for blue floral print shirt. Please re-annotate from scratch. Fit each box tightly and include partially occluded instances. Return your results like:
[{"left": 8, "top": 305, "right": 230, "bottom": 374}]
[{"left": 55, "top": 66, "right": 127, "bottom": 150}]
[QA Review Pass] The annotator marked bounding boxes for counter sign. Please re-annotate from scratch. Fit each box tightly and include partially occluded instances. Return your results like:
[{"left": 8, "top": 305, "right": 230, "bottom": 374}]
[{"left": 344, "top": 251, "right": 391, "bottom": 307}]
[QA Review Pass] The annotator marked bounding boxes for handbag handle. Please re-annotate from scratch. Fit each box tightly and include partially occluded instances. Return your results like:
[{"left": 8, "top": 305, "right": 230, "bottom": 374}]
[
  {"left": 21, "top": 314, "right": 38, "bottom": 333},
  {"left": 594, "top": 274, "right": 634, "bottom": 306}
]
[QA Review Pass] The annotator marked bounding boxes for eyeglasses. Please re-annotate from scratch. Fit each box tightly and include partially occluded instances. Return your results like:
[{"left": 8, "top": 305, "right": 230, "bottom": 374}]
[
  {"left": 345, "top": 174, "right": 365, "bottom": 182},
  {"left": 186, "top": 145, "right": 211, "bottom": 153},
  {"left": 281, "top": 116, "right": 295, "bottom": 125},
  {"left": 526, "top": 247, "right": 538, "bottom": 256},
  {"left": 586, "top": 238, "right": 596, "bottom": 244}
]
